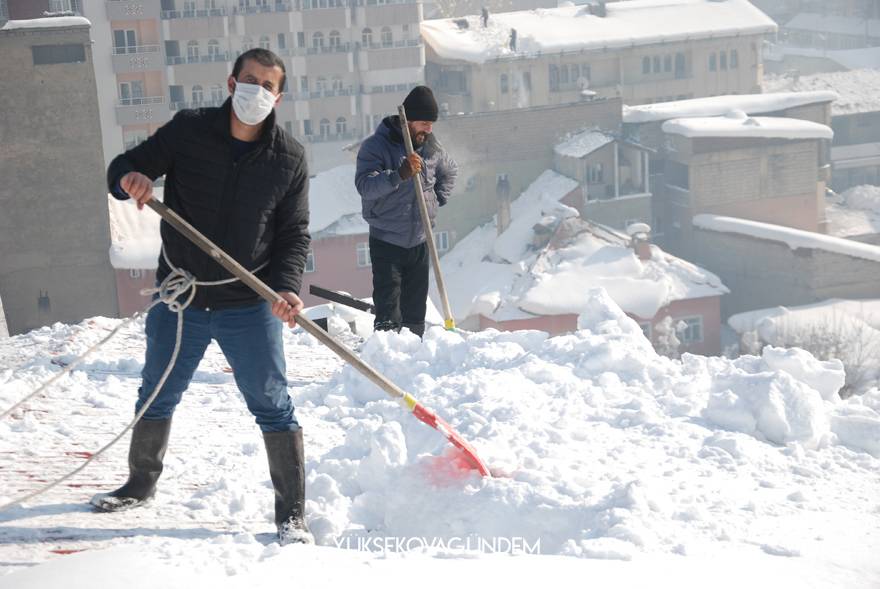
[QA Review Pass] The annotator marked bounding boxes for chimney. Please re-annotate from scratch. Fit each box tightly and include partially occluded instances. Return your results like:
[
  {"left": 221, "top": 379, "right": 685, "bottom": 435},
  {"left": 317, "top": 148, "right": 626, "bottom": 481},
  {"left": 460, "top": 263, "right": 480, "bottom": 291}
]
[
  {"left": 626, "top": 222, "right": 652, "bottom": 260},
  {"left": 496, "top": 174, "right": 512, "bottom": 235}
]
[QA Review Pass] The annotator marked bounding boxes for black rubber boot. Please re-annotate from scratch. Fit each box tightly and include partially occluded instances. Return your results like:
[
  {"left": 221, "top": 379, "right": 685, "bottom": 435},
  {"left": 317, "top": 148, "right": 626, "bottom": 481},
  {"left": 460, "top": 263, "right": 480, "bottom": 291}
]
[
  {"left": 263, "top": 428, "right": 314, "bottom": 545},
  {"left": 90, "top": 418, "right": 172, "bottom": 512},
  {"left": 401, "top": 321, "right": 425, "bottom": 338}
]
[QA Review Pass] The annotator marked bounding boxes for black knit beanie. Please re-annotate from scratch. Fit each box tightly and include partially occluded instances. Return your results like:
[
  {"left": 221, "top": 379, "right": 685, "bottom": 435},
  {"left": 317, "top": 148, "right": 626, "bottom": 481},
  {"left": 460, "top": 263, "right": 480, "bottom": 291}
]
[{"left": 402, "top": 85, "right": 439, "bottom": 122}]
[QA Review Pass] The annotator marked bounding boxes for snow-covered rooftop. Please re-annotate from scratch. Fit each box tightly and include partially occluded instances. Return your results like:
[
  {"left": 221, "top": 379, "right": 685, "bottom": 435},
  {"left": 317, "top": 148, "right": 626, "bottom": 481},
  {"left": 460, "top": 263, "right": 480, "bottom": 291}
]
[
  {"left": 694, "top": 213, "right": 880, "bottom": 263},
  {"left": 554, "top": 129, "right": 615, "bottom": 159},
  {"left": 763, "top": 69, "right": 880, "bottom": 116},
  {"left": 0, "top": 16, "right": 91, "bottom": 30},
  {"left": 784, "top": 12, "right": 880, "bottom": 38},
  {"left": 438, "top": 170, "right": 727, "bottom": 322},
  {"left": 662, "top": 112, "right": 834, "bottom": 140},
  {"left": 308, "top": 164, "right": 367, "bottom": 237},
  {"left": 107, "top": 190, "right": 162, "bottom": 270},
  {"left": 421, "top": 0, "right": 777, "bottom": 64},
  {"left": 623, "top": 91, "right": 837, "bottom": 124},
  {"left": 826, "top": 184, "right": 880, "bottom": 239}
]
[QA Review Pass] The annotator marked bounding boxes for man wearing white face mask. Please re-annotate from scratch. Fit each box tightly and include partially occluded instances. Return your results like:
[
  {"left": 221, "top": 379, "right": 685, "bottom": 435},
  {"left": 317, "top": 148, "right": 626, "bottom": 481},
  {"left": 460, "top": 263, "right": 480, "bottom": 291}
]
[{"left": 97, "top": 49, "right": 313, "bottom": 545}]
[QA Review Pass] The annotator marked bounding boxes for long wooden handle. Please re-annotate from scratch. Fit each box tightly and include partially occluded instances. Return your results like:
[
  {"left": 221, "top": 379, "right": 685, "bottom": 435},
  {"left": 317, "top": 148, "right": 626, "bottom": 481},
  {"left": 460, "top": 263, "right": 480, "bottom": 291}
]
[
  {"left": 145, "top": 198, "right": 408, "bottom": 400},
  {"left": 397, "top": 106, "right": 456, "bottom": 330}
]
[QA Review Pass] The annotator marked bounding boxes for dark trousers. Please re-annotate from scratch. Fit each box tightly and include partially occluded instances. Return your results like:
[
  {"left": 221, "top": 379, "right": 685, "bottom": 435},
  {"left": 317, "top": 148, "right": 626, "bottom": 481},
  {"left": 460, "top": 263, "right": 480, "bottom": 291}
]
[{"left": 369, "top": 235, "right": 428, "bottom": 337}]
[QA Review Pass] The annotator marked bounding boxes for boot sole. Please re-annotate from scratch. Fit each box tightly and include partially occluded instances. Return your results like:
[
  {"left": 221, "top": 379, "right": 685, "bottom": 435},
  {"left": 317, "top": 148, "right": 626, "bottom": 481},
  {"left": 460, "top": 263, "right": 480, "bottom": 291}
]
[{"left": 90, "top": 492, "right": 153, "bottom": 513}]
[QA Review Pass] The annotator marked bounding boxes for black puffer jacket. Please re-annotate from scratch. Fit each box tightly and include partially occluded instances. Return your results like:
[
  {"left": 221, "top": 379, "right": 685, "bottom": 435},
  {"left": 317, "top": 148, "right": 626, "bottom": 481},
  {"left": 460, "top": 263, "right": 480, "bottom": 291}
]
[{"left": 108, "top": 99, "right": 310, "bottom": 310}]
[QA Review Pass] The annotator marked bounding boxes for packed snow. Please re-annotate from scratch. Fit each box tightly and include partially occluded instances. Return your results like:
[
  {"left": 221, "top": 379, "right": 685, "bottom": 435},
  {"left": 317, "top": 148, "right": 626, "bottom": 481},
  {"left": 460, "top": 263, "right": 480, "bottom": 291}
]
[
  {"left": 661, "top": 113, "right": 834, "bottom": 141},
  {"left": 554, "top": 130, "right": 615, "bottom": 159},
  {"left": 0, "top": 16, "right": 91, "bottom": 30},
  {"left": 826, "top": 185, "right": 880, "bottom": 238},
  {"left": 307, "top": 164, "right": 368, "bottom": 237},
  {"left": 420, "top": 0, "right": 776, "bottom": 64},
  {"left": 107, "top": 189, "right": 163, "bottom": 270},
  {"left": 622, "top": 91, "right": 838, "bottom": 124},
  {"left": 1, "top": 290, "right": 879, "bottom": 587},
  {"left": 763, "top": 69, "right": 880, "bottom": 116},
  {"left": 437, "top": 171, "right": 726, "bottom": 323},
  {"left": 694, "top": 214, "right": 880, "bottom": 262}
]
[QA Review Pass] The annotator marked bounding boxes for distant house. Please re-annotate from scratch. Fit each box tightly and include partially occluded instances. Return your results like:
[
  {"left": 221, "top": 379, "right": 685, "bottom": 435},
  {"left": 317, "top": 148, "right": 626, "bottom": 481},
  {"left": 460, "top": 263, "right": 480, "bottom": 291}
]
[
  {"left": 107, "top": 191, "right": 161, "bottom": 317},
  {"left": 437, "top": 170, "right": 728, "bottom": 355}
]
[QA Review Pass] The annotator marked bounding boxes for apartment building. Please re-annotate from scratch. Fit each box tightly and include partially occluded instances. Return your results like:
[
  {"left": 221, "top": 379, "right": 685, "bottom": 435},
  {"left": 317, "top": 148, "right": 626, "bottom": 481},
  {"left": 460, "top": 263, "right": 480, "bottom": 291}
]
[
  {"left": 64, "top": 0, "right": 425, "bottom": 173},
  {"left": 421, "top": 0, "right": 777, "bottom": 116}
]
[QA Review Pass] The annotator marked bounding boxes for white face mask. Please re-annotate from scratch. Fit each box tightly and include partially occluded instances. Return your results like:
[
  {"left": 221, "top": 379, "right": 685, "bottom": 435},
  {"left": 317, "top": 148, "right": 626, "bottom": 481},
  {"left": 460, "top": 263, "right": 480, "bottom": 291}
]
[{"left": 231, "top": 81, "right": 277, "bottom": 126}]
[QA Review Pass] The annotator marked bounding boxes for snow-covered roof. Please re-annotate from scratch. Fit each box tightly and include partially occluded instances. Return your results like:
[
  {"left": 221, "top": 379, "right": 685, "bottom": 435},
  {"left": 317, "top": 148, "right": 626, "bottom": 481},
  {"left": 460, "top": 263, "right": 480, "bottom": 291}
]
[
  {"left": 784, "top": 12, "right": 880, "bottom": 38},
  {"left": 437, "top": 170, "right": 727, "bottom": 322},
  {"left": 662, "top": 112, "right": 833, "bottom": 140},
  {"left": 107, "top": 190, "right": 162, "bottom": 270},
  {"left": 729, "top": 298, "right": 880, "bottom": 337},
  {"left": 826, "top": 184, "right": 880, "bottom": 239},
  {"left": 623, "top": 91, "right": 837, "bottom": 124},
  {"left": 694, "top": 213, "right": 880, "bottom": 263},
  {"left": 763, "top": 69, "right": 880, "bottom": 116},
  {"left": 421, "top": 0, "right": 776, "bottom": 64},
  {"left": 0, "top": 16, "right": 91, "bottom": 30},
  {"left": 308, "top": 164, "right": 367, "bottom": 237},
  {"left": 554, "top": 129, "right": 614, "bottom": 159},
  {"left": 764, "top": 43, "right": 880, "bottom": 73}
]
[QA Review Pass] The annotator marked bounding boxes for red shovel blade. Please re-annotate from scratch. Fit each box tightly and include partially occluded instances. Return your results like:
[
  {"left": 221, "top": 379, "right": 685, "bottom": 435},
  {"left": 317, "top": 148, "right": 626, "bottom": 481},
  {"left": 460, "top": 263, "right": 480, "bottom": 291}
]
[{"left": 410, "top": 401, "right": 491, "bottom": 477}]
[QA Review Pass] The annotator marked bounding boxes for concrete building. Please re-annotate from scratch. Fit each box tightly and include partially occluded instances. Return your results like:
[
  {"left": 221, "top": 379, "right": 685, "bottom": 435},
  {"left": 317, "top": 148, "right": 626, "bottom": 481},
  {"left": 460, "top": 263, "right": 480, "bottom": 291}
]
[
  {"left": 70, "top": 0, "right": 426, "bottom": 174},
  {"left": 421, "top": 0, "right": 777, "bottom": 116},
  {"left": 0, "top": 17, "right": 119, "bottom": 335}
]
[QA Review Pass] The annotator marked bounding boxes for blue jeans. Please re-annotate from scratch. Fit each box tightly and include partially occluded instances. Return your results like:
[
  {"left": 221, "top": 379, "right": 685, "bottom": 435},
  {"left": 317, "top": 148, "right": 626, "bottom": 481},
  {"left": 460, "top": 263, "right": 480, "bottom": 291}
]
[{"left": 136, "top": 301, "right": 299, "bottom": 432}]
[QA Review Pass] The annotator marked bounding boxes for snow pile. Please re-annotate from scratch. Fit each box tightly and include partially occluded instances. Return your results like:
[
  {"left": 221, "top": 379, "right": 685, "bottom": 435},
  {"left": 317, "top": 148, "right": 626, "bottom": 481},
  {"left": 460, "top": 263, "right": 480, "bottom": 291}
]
[
  {"left": 763, "top": 69, "right": 880, "bottom": 116},
  {"left": 826, "top": 185, "right": 880, "bottom": 238},
  {"left": 662, "top": 114, "right": 833, "bottom": 140},
  {"left": 420, "top": 0, "right": 775, "bottom": 64},
  {"left": 0, "top": 299, "right": 879, "bottom": 585},
  {"left": 694, "top": 214, "right": 880, "bottom": 262},
  {"left": 0, "top": 17, "right": 91, "bottom": 30},
  {"left": 107, "top": 189, "right": 163, "bottom": 270},
  {"left": 308, "top": 164, "right": 367, "bottom": 237},
  {"left": 623, "top": 91, "right": 838, "bottom": 124},
  {"left": 554, "top": 130, "right": 614, "bottom": 159}
]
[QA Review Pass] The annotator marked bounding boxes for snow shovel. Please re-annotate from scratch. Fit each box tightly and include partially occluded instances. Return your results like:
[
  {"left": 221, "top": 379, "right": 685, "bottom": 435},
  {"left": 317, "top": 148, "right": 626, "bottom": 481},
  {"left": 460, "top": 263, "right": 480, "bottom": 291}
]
[
  {"left": 145, "top": 199, "right": 490, "bottom": 477},
  {"left": 398, "top": 105, "right": 456, "bottom": 331}
]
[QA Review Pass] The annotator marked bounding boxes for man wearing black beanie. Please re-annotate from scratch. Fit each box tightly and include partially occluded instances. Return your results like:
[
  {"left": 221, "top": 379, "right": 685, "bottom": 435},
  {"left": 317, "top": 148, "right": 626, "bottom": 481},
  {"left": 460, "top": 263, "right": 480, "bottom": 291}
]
[{"left": 355, "top": 86, "right": 458, "bottom": 337}]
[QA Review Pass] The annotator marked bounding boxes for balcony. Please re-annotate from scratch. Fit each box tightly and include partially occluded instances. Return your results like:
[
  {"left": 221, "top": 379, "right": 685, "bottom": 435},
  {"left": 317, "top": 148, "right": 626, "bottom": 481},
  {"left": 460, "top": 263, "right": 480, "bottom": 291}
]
[
  {"left": 106, "top": 0, "right": 161, "bottom": 20},
  {"left": 170, "top": 96, "right": 227, "bottom": 111},
  {"left": 358, "top": 40, "right": 422, "bottom": 70},
  {"left": 111, "top": 44, "right": 162, "bottom": 73},
  {"left": 302, "top": 6, "right": 347, "bottom": 29},
  {"left": 164, "top": 12, "right": 228, "bottom": 38},
  {"left": 290, "top": 86, "right": 356, "bottom": 101},
  {"left": 304, "top": 131, "right": 358, "bottom": 143},
  {"left": 161, "top": 7, "right": 228, "bottom": 19},
  {"left": 115, "top": 96, "right": 171, "bottom": 126},
  {"left": 167, "top": 54, "right": 231, "bottom": 85},
  {"left": 232, "top": 1, "right": 293, "bottom": 14},
  {"left": 166, "top": 53, "right": 230, "bottom": 65}
]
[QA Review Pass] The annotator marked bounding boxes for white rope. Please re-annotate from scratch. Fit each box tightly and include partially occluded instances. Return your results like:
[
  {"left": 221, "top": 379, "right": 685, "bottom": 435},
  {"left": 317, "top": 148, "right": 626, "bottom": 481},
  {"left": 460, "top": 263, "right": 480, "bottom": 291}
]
[{"left": 0, "top": 250, "right": 268, "bottom": 512}]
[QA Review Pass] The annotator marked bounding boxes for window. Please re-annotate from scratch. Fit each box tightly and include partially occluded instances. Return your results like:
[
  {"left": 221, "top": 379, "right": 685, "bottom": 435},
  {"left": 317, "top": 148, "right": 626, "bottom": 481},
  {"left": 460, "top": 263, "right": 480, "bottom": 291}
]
[
  {"left": 316, "top": 76, "right": 326, "bottom": 92},
  {"left": 586, "top": 162, "right": 603, "bottom": 184},
  {"left": 32, "top": 44, "right": 86, "bottom": 65},
  {"left": 0, "top": 0, "right": 9, "bottom": 20},
  {"left": 500, "top": 74, "right": 508, "bottom": 94},
  {"left": 549, "top": 64, "right": 559, "bottom": 92},
  {"left": 211, "top": 84, "right": 223, "bottom": 103},
  {"left": 677, "top": 316, "right": 703, "bottom": 344},
  {"left": 113, "top": 29, "right": 137, "bottom": 54},
  {"left": 674, "top": 52, "right": 686, "bottom": 78},
  {"left": 319, "top": 118, "right": 330, "bottom": 136},
  {"left": 381, "top": 26, "right": 392, "bottom": 47},
  {"left": 192, "top": 84, "right": 204, "bottom": 104},
  {"left": 362, "top": 28, "right": 373, "bottom": 46},
  {"left": 402, "top": 23, "right": 410, "bottom": 40},
  {"left": 356, "top": 242, "right": 371, "bottom": 267},
  {"left": 332, "top": 76, "right": 343, "bottom": 91},
  {"left": 119, "top": 81, "right": 144, "bottom": 105},
  {"left": 663, "top": 55, "right": 672, "bottom": 72},
  {"left": 730, "top": 49, "right": 738, "bottom": 69},
  {"left": 329, "top": 30, "right": 340, "bottom": 47},
  {"left": 278, "top": 33, "right": 286, "bottom": 50},
  {"left": 708, "top": 53, "right": 716, "bottom": 71},
  {"left": 129, "top": 269, "right": 144, "bottom": 279},
  {"left": 720, "top": 51, "right": 727, "bottom": 70},
  {"left": 303, "top": 119, "right": 312, "bottom": 136},
  {"left": 187, "top": 40, "right": 200, "bottom": 61},
  {"left": 305, "top": 250, "right": 316, "bottom": 273},
  {"left": 580, "top": 64, "right": 591, "bottom": 82},
  {"left": 336, "top": 117, "right": 347, "bottom": 134},
  {"left": 259, "top": 35, "right": 270, "bottom": 50},
  {"left": 560, "top": 64, "right": 569, "bottom": 84},
  {"left": 312, "top": 32, "right": 324, "bottom": 48},
  {"left": 49, "top": 0, "right": 82, "bottom": 12},
  {"left": 297, "top": 32, "right": 305, "bottom": 48},
  {"left": 652, "top": 56, "right": 661, "bottom": 73},
  {"left": 523, "top": 71, "right": 532, "bottom": 91},
  {"left": 436, "top": 231, "right": 450, "bottom": 253},
  {"left": 207, "top": 39, "right": 220, "bottom": 59},
  {"left": 642, "top": 56, "right": 650, "bottom": 74}
]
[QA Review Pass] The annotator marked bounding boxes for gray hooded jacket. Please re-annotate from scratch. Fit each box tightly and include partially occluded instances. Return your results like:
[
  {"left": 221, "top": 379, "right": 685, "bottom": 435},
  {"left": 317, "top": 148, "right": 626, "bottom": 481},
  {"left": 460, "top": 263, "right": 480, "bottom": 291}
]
[{"left": 355, "top": 116, "right": 458, "bottom": 248}]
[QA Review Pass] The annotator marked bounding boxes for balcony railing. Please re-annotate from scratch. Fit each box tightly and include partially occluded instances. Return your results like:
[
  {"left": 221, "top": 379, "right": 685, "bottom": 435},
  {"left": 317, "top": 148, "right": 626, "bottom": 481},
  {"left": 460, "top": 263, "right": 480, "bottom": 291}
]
[
  {"left": 359, "top": 39, "right": 421, "bottom": 51},
  {"left": 304, "top": 131, "right": 358, "bottom": 143},
  {"left": 361, "top": 83, "right": 415, "bottom": 95},
  {"left": 161, "top": 7, "right": 227, "bottom": 19},
  {"left": 233, "top": 1, "right": 293, "bottom": 14},
  {"left": 170, "top": 97, "right": 227, "bottom": 111},
  {"left": 119, "top": 96, "right": 165, "bottom": 107},
  {"left": 112, "top": 44, "right": 160, "bottom": 55},
  {"left": 277, "top": 43, "right": 352, "bottom": 58},
  {"left": 166, "top": 53, "right": 230, "bottom": 65}
]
